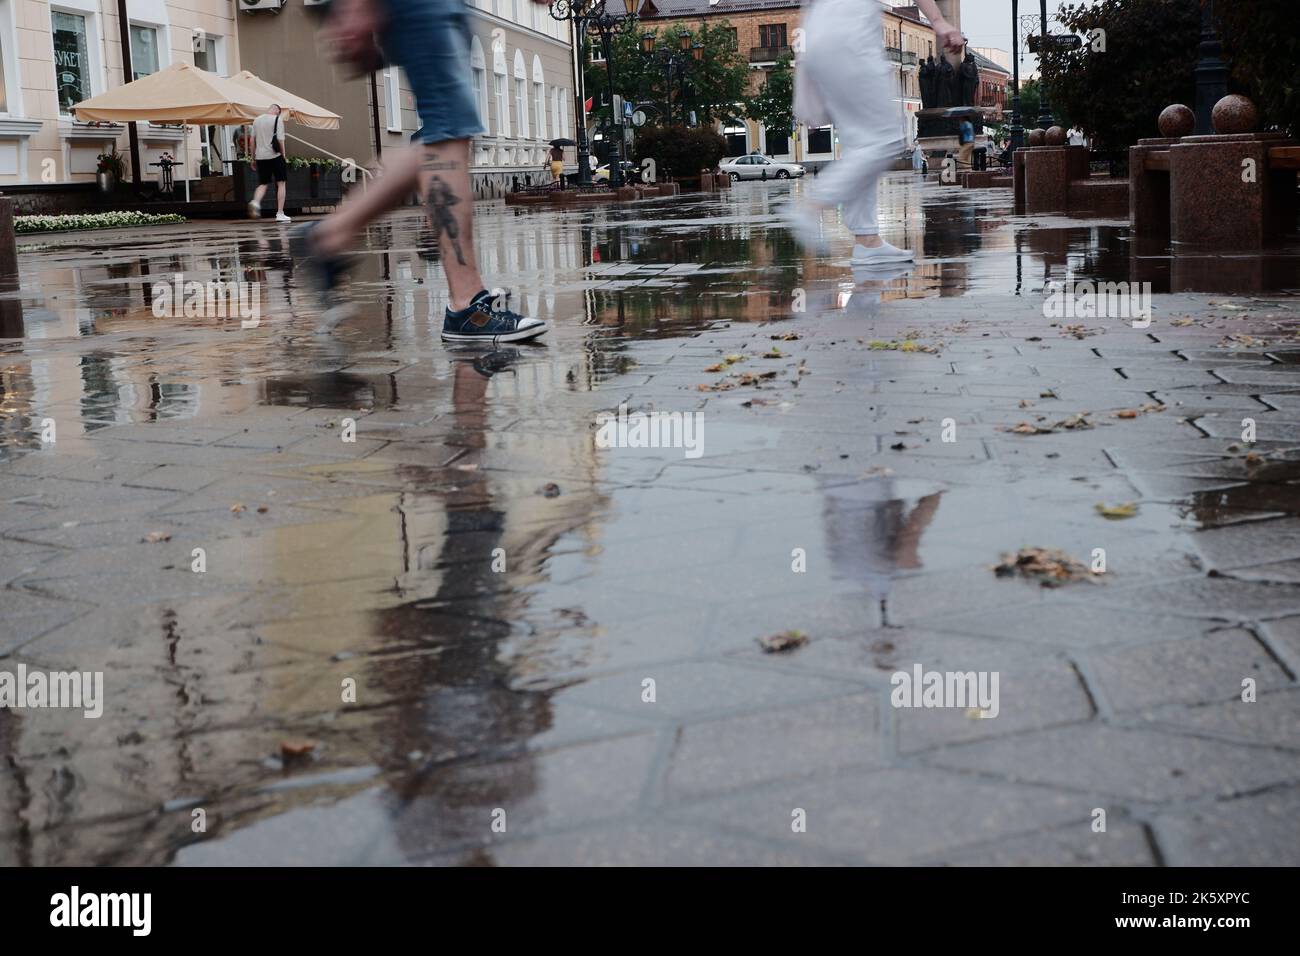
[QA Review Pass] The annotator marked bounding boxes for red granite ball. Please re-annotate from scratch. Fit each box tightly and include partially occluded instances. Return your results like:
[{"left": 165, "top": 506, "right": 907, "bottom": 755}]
[
  {"left": 1158, "top": 104, "right": 1195, "bottom": 138},
  {"left": 1045, "top": 125, "right": 1067, "bottom": 146},
  {"left": 1027, "top": 128, "right": 1046, "bottom": 147},
  {"left": 1211, "top": 94, "right": 1257, "bottom": 134}
]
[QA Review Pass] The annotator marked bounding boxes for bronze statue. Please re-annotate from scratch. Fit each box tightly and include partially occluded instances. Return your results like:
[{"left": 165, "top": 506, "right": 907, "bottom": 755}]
[{"left": 960, "top": 51, "right": 979, "bottom": 108}]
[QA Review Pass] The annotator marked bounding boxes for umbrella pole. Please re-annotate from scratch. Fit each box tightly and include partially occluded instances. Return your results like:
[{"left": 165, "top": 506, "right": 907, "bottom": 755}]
[{"left": 184, "top": 127, "right": 191, "bottom": 202}]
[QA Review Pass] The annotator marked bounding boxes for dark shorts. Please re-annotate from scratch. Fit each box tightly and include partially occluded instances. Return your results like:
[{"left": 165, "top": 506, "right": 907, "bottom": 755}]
[
  {"left": 257, "top": 155, "right": 287, "bottom": 184},
  {"left": 381, "top": 0, "right": 485, "bottom": 145}
]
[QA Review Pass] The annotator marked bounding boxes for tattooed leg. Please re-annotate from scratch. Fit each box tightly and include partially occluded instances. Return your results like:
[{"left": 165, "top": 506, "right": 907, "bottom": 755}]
[{"left": 417, "top": 140, "right": 483, "bottom": 310}]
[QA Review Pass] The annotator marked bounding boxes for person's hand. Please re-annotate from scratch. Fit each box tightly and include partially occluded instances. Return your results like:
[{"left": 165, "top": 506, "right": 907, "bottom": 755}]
[
  {"left": 932, "top": 19, "right": 964, "bottom": 54},
  {"left": 326, "top": 0, "right": 386, "bottom": 72}
]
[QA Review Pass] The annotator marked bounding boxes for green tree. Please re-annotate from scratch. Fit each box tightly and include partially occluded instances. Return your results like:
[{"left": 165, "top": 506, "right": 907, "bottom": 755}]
[
  {"left": 584, "top": 21, "right": 749, "bottom": 128},
  {"left": 1038, "top": 0, "right": 1200, "bottom": 148},
  {"left": 1011, "top": 78, "right": 1042, "bottom": 128},
  {"left": 746, "top": 54, "right": 794, "bottom": 146},
  {"left": 1216, "top": 0, "right": 1300, "bottom": 136}
]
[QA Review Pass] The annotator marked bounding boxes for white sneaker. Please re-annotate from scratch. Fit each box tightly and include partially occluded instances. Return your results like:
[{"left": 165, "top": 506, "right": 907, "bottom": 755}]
[
  {"left": 850, "top": 240, "right": 914, "bottom": 265},
  {"left": 276, "top": 212, "right": 292, "bottom": 223},
  {"left": 247, "top": 201, "right": 260, "bottom": 219}
]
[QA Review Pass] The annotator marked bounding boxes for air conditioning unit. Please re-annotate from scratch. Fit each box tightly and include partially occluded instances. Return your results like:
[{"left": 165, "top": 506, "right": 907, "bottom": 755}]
[
  {"left": 303, "top": 0, "right": 332, "bottom": 6},
  {"left": 238, "top": 0, "right": 284, "bottom": 13}
]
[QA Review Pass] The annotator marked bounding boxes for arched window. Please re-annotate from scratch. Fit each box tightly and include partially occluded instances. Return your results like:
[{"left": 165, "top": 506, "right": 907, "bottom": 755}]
[
  {"left": 532, "top": 55, "right": 546, "bottom": 141},
  {"left": 513, "top": 49, "right": 529, "bottom": 140},
  {"left": 493, "top": 39, "right": 510, "bottom": 137},
  {"left": 470, "top": 36, "right": 489, "bottom": 132}
]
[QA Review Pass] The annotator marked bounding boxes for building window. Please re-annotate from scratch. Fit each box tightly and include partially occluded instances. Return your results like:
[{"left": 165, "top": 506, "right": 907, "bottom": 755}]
[
  {"left": 0, "top": 23, "right": 9, "bottom": 112},
  {"left": 473, "top": 66, "right": 489, "bottom": 131},
  {"left": 558, "top": 90, "right": 568, "bottom": 139},
  {"left": 808, "top": 125, "right": 833, "bottom": 154},
  {"left": 193, "top": 35, "right": 221, "bottom": 74},
  {"left": 515, "top": 76, "right": 529, "bottom": 138},
  {"left": 129, "top": 24, "right": 159, "bottom": 80},
  {"left": 52, "top": 11, "right": 91, "bottom": 113},
  {"left": 590, "top": 45, "right": 605, "bottom": 64},
  {"left": 384, "top": 66, "right": 402, "bottom": 132},
  {"left": 722, "top": 27, "right": 737, "bottom": 49},
  {"left": 533, "top": 81, "right": 546, "bottom": 140},
  {"left": 493, "top": 71, "right": 510, "bottom": 137},
  {"left": 758, "top": 24, "right": 787, "bottom": 50}
]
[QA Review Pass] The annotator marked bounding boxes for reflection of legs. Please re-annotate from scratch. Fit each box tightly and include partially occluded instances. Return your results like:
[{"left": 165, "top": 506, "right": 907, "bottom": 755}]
[{"left": 311, "top": 138, "right": 483, "bottom": 310}]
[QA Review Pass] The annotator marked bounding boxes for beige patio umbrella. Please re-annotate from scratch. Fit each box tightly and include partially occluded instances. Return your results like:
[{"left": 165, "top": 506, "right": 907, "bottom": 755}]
[
  {"left": 72, "top": 63, "right": 268, "bottom": 201},
  {"left": 223, "top": 72, "right": 341, "bottom": 131}
]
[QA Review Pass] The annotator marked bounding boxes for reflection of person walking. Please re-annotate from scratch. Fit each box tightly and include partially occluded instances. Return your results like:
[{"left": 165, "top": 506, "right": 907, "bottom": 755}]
[
  {"left": 290, "top": 0, "right": 549, "bottom": 342},
  {"left": 787, "top": 0, "right": 962, "bottom": 265},
  {"left": 249, "top": 105, "right": 291, "bottom": 223}
]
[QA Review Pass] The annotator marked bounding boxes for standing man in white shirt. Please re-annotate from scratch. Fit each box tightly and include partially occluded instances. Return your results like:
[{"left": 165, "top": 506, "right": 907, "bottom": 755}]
[{"left": 249, "top": 104, "right": 291, "bottom": 223}]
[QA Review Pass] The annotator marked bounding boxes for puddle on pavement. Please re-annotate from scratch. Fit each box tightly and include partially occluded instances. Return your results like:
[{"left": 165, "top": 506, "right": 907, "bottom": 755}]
[{"left": 4, "top": 172, "right": 1300, "bottom": 864}]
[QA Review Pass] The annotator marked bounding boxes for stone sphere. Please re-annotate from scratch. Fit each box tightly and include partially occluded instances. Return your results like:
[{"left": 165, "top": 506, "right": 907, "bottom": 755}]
[
  {"left": 1045, "top": 125, "right": 1067, "bottom": 146},
  {"left": 1158, "top": 104, "right": 1195, "bottom": 138},
  {"left": 1212, "top": 94, "right": 1257, "bottom": 134},
  {"left": 1027, "top": 128, "right": 1046, "bottom": 147}
]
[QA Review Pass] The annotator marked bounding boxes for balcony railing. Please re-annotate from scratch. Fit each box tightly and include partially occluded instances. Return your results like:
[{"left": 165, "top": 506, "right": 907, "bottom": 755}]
[
  {"left": 749, "top": 45, "right": 791, "bottom": 62},
  {"left": 886, "top": 48, "right": 919, "bottom": 66}
]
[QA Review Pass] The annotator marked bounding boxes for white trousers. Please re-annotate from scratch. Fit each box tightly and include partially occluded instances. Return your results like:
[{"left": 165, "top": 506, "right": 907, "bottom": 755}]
[{"left": 798, "top": 0, "right": 905, "bottom": 235}]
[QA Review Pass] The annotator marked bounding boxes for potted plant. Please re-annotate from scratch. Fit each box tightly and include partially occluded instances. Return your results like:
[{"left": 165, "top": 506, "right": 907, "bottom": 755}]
[{"left": 96, "top": 148, "right": 126, "bottom": 193}]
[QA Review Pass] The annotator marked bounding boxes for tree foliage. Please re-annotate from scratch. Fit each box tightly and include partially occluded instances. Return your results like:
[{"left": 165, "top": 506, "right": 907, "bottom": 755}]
[
  {"left": 1038, "top": 0, "right": 1200, "bottom": 148},
  {"left": 746, "top": 54, "right": 794, "bottom": 136},
  {"left": 1216, "top": 0, "right": 1300, "bottom": 135},
  {"left": 631, "top": 124, "right": 727, "bottom": 180},
  {"left": 584, "top": 20, "right": 750, "bottom": 128}
]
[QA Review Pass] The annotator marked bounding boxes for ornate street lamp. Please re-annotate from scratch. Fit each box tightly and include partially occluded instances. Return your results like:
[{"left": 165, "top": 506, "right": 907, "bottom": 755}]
[
  {"left": 551, "top": 0, "right": 640, "bottom": 188},
  {"left": 639, "top": 27, "right": 704, "bottom": 126}
]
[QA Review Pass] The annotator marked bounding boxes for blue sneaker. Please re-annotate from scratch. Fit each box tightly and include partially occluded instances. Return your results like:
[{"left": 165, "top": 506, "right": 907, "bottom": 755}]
[{"left": 442, "top": 289, "right": 549, "bottom": 344}]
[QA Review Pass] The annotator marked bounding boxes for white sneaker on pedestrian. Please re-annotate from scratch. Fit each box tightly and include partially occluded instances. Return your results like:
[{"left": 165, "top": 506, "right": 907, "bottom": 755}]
[
  {"left": 276, "top": 212, "right": 292, "bottom": 223},
  {"left": 247, "top": 201, "right": 260, "bottom": 219},
  {"left": 850, "top": 241, "right": 914, "bottom": 265}
]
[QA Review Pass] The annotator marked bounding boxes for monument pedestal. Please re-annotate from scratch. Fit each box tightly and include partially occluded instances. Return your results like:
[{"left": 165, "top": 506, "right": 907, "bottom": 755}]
[
  {"left": 1169, "top": 133, "right": 1295, "bottom": 248},
  {"left": 1129, "top": 137, "right": 1177, "bottom": 237},
  {"left": 1022, "top": 146, "right": 1090, "bottom": 214}
]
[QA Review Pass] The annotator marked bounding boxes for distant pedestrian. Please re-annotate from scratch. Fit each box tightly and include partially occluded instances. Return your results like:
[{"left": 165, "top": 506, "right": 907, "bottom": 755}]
[
  {"left": 1068, "top": 126, "right": 1086, "bottom": 147},
  {"left": 249, "top": 104, "right": 290, "bottom": 223},
  {"left": 957, "top": 117, "right": 974, "bottom": 168},
  {"left": 549, "top": 144, "right": 565, "bottom": 184},
  {"left": 910, "top": 140, "right": 924, "bottom": 173},
  {"left": 786, "top": 0, "right": 962, "bottom": 265}
]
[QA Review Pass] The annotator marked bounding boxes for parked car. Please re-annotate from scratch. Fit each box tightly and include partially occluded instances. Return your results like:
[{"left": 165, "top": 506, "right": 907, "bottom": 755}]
[
  {"left": 593, "top": 161, "right": 636, "bottom": 183},
  {"left": 719, "top": 154, "right": 806, "bottom": 181}
]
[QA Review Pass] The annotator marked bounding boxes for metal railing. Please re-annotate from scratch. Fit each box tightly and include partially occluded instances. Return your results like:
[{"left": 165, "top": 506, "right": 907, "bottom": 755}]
[{"left": 285, "top": 131, "right": 375, "bottom": 191}]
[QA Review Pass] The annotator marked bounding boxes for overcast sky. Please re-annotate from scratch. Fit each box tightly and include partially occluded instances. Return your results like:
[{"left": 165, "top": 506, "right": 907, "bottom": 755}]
[{"left": 954, "top": 0, "right": 1101, "bottom": 75}]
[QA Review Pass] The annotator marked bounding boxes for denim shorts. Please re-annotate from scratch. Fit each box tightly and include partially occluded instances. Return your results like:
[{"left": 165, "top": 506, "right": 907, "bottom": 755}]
[{"left": 381, "top": 0, "right": 486, "bottom": 144}]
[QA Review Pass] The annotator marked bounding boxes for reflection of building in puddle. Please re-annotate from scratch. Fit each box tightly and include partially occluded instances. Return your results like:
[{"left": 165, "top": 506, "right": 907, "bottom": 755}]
[{"left": 822, "top": 476, "right": 943, "bottom": 627}]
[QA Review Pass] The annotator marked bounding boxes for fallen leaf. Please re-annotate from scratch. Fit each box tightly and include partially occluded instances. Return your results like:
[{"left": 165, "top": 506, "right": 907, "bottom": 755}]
[
  {"left": 993, "top": 547, "right": 1100, "bottom": 587},
  {"left": 280, "top": 740, "right": 317, "bottom": 758},
  {"left": 757, "top": 630, "right": 809, "bottom": 653},
  {"left": 230, "top": 503, "right": 246, "bottom": 514},
  {"left": 1095, "top": 502, "right": 1139, "bottom": 519},
  {"left": 141, "top": 531, "right": 171, "bottom": 544}
]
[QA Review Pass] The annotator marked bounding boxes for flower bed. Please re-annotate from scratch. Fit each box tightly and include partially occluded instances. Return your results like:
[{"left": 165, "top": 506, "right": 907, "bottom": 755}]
[{"left": 14, "top": 211, "right": 187, "bottom": 235}]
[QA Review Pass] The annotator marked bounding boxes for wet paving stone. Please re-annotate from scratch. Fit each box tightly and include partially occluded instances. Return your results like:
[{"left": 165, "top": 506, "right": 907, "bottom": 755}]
[{"left": 3, "top": 177, "right": 1300, "bottom": 864}]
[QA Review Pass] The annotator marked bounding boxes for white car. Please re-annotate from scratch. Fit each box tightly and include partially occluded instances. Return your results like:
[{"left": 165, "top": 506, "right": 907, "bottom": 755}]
[{"left": 719, "top": 154, "right": 806, "bottom": 181}]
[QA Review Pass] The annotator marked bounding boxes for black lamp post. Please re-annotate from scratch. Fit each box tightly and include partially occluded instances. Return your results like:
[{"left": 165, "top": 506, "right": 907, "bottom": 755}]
[
  {"left": 551, "top": 0, "right": 640, "bottom": 188},
  {"left": 1193, "top": 0, "right": 1228, "bottom": 135},
  {"left": 640, "top": 28, "right": 704, "bottom": 126},
  {"left": 1036, "top": 0, "right": 1054, "bottom": 129},
  {"left": 1009, "top": 0, "right": 1023, "bottom": 150}
]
